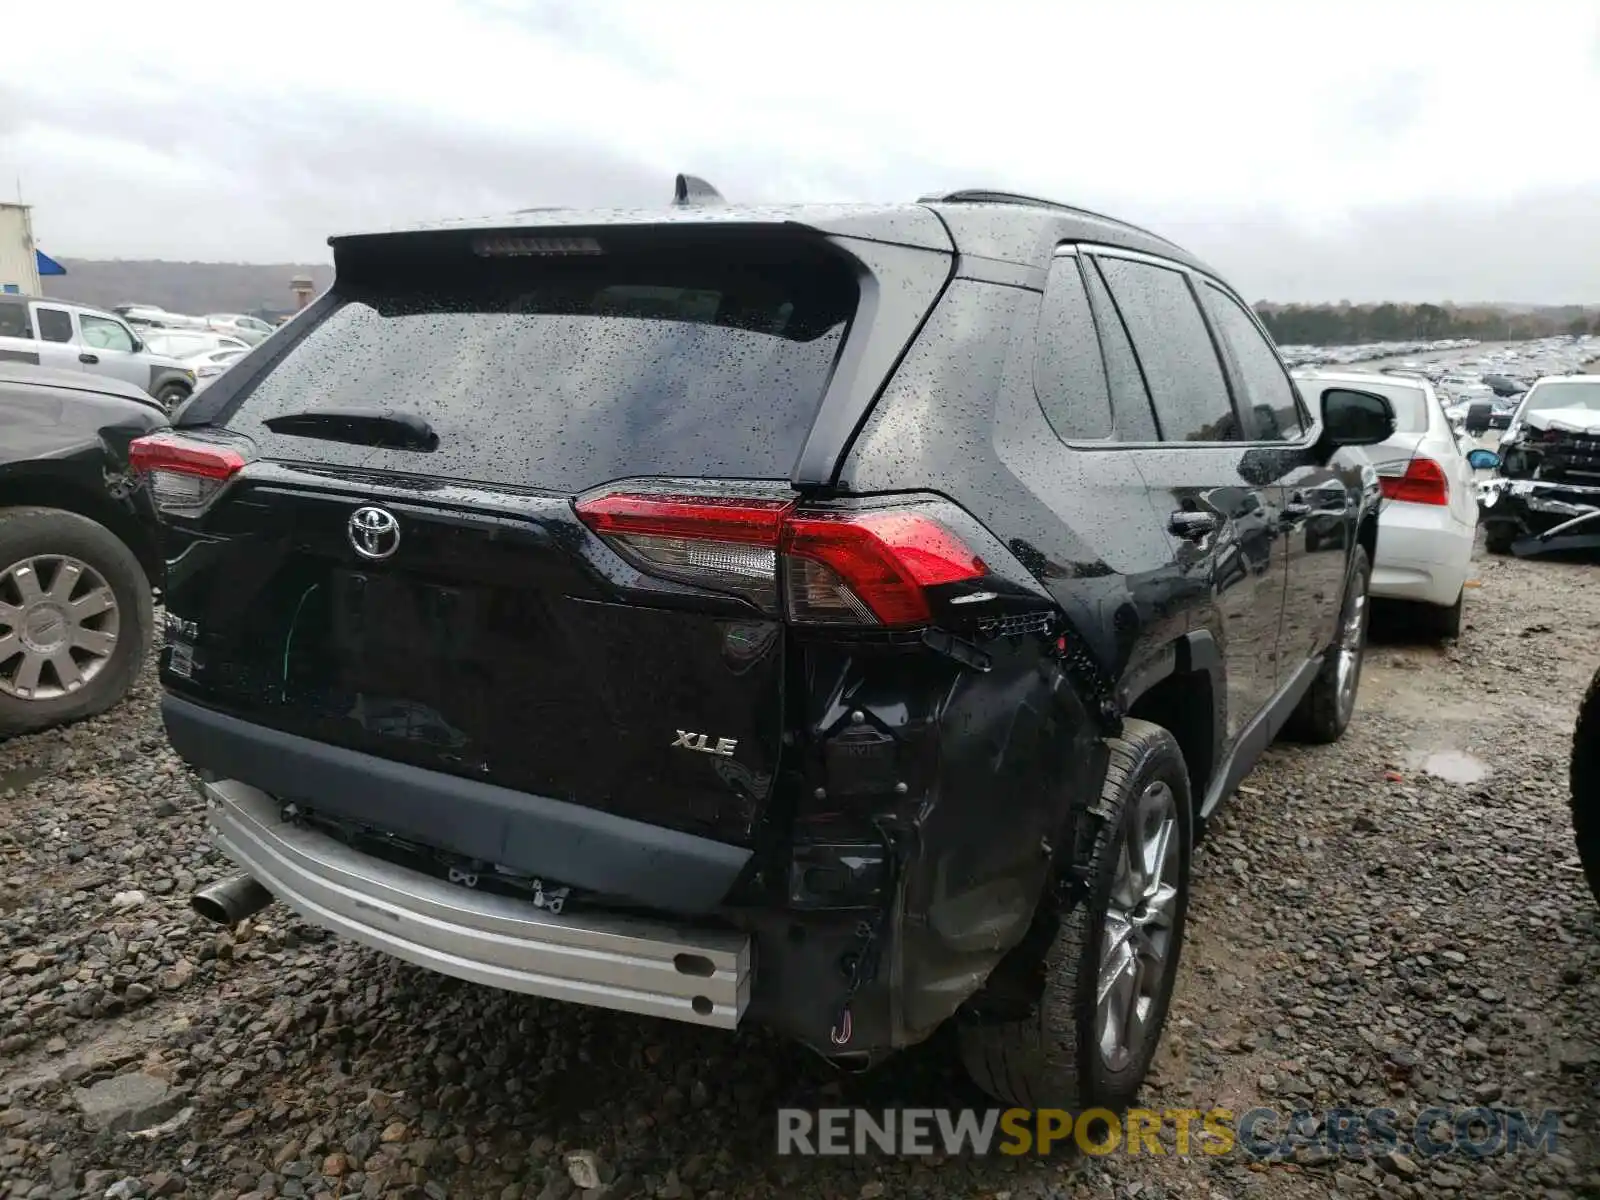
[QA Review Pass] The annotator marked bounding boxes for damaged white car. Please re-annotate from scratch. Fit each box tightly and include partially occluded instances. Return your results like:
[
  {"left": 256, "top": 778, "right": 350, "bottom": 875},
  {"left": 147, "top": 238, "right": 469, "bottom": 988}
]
[{"left": 1476, "top": 376, "right": 1600, "bottom": 555}]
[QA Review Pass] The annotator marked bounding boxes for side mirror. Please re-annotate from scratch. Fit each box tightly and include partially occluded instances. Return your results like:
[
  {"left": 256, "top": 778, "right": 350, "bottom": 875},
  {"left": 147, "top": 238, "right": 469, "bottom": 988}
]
[
  {"left": 1321, "top": 388, "right": 1396, "bottom": 447},
  {"left": 130, "top": 337, "right": 144, "bottom": 353},
  {"left": 1467, "top": 448, "right": 1501, "bottom": 471}
]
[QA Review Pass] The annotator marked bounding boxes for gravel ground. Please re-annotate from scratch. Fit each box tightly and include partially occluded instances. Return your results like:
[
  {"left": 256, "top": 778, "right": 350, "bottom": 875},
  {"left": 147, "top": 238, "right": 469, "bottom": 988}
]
[{"left": 2, "top": 541, "right": 1598, "bottom": 1200}]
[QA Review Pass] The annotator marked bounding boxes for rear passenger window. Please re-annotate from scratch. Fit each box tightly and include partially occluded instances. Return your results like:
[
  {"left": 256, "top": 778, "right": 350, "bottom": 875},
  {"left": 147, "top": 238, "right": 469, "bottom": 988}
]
[
  {"left": 35, "top": 308, "right": 73, "bottom": 343},
  {"left": 1094, "top": 257, "right": 1241, "bottom": 443},
  {"left": 1034, "top": 257, "right": 1112, "bottom": 441},
  {"left": 0, "top": 302, "right": 28, "bottom": 340},
  {"left": 1200, "top": 283, "right": 1304, "bottom": 441}
]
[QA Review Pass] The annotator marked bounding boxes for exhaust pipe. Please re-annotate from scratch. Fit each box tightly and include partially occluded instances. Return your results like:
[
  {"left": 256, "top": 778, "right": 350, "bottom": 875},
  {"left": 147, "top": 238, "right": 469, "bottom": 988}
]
[{"left": 192, "top": 873, "right": 274, "bottom": 926}]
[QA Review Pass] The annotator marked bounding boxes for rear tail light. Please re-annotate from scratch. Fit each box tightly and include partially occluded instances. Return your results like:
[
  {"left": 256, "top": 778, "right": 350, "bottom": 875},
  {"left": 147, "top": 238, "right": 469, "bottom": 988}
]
[
  {"left": 128, "top": 432, "right": 246, "bottom": 513},
  {"left": 574, "top": 490, "right": 987, "bottom": 627},
  {"left": 781, "top": 511, "right": 988, "bottom": 626},
  {"left": 572, "top": 493, "right": 790, "bottom": 609},
  {"left": 1378, "top": 456, "right": 1449, "bottom": 506}
]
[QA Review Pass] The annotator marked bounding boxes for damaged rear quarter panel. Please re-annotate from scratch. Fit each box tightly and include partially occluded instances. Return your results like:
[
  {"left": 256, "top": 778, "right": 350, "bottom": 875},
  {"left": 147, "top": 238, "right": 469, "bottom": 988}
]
[
  {"left": 891, "top": 633, "right": 1105, "bottom": 1043},
  {"left": 767, "top": 622, "right": 1103, "bottom": 1054},
  {"left": 812, "top": 279, "right": 1185, "bottom": 1049}
]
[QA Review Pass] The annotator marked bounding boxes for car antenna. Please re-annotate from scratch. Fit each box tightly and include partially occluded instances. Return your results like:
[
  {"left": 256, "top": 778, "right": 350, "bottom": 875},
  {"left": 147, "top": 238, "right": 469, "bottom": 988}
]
[{"left": 673, "top": 174, "right": 725, "bottom": 206}]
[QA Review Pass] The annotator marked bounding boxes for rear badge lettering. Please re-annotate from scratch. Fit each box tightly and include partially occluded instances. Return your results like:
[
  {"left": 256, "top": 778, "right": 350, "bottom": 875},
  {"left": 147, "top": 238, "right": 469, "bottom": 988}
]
[
  {"left": 672, "top": 730, "right": 738, "bottom": 757},
  {"left": 167, "top": 643, "right": 194, "bottom": 679}
]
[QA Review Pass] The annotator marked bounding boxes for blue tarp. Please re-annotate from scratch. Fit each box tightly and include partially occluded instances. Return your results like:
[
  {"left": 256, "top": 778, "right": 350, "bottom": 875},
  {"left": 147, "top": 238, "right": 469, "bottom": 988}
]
[{"left": 35, "top": 250, "right": 64, "bottom": 276}]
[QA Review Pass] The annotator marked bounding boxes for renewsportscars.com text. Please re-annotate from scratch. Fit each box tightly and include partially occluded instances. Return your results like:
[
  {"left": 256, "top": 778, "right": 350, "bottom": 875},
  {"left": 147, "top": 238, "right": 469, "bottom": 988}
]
[{"left": 776, "top": 1106, "right": 1561, "bottom": 1159}]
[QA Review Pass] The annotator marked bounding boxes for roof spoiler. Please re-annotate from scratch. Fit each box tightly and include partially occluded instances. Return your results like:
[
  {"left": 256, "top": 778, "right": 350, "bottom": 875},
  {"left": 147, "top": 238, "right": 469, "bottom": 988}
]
[{"left": 673, "top": 174, "right": 725, "bottom": 207}]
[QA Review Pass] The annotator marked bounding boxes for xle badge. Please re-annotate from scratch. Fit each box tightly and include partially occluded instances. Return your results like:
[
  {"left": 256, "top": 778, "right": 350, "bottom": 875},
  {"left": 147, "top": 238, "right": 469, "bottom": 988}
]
[{"left": 672, "top": 730, "right": 738, "bottom": 757}]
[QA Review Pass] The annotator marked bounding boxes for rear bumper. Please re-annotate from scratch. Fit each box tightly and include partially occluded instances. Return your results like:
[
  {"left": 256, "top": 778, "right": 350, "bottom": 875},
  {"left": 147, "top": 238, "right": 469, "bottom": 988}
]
[
  {"left": 1372, "top": 503, "right": 1474, "bottom": 606},
  {"left": 202, "top": 777, "right": 752, "bottom": 1028},
  {"left": 162, "top": 693, "right": 751, "bottom": 915}
]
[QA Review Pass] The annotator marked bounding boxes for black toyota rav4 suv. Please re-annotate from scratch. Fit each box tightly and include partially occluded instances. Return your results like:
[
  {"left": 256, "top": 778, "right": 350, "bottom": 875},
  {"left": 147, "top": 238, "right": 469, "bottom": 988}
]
[{"left": 136, "top": 183, "right": 1393, "bottom": 1112}]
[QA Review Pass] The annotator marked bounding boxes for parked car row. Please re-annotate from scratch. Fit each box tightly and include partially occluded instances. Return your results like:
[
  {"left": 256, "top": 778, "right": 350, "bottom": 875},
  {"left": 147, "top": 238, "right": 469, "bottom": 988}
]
[
  {"left": 0, "top": 295, "right": 260, "bottom": 413},
  {"left": 114, "top": 304, "right": 278, "bottom": 345},
  {"left": 0, "top": 295, "right": 199, "bottom": 410},
  {"left": 1279, "top": 336, "right": 1481, "bottom": 370},
  {"left": 1378, "top": 337, "right": 1600, "bottom": 434}
]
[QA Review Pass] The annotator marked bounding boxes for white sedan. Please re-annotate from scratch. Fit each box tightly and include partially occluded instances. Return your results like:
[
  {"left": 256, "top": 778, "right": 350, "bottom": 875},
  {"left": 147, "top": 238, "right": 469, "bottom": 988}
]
[
  {"left": 1295, "top": 369, "right": 1479, "bottom": 638},
  {"left": 188, "top": 346, "right": 248, "bottom": 390}
]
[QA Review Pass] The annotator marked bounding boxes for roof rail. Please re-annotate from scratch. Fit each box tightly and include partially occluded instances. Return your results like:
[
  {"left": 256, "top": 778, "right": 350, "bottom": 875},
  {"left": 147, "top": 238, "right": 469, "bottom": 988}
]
[
  {"left": 674, "top": 174, "right": 725, "bottom": 207},
  {"left": 918, "top": 189, "right": 1184, "bottom": 251}
]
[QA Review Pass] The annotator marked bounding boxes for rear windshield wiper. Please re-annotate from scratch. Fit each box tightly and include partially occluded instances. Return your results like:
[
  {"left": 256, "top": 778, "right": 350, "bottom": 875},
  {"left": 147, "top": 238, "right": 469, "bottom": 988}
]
[{"left": 262, "top": 406, "right": 438, "bottom": 451}]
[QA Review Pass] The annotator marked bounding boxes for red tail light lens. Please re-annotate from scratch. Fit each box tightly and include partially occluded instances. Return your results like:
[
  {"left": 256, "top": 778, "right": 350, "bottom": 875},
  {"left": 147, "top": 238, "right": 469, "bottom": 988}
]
[
  {"left": 782, "top": 511, "right": 987, "bottom": 626},
  {"left": 574, "top": 493, "right": 792, "bottom": 542},
  {"left": 128, "top": 433, "right": 247, "bottom": 513},
  {"left": 1379, "top": 457, "right": 1449, "bottom": 506},
  {"left": 574, "top": 490, "right": 988, "bottom": 627}
]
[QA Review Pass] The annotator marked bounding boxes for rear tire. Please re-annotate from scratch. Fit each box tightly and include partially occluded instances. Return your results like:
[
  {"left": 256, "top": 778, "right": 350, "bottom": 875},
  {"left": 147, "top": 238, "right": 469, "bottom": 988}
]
[
  {"left": 1284, "top": 545, "right": 1371, "bottom": 744},
  {"left": 0, "top": 508, "right": 152, "bottom": 736},
  {"left": 958, "top": 719, "right": 1192, "bottom": 1112},
  {"left": 1573, "top": 666, "right": 1600, "bottom": 907},
  {"left": 1484, "top": 524, "right": 1515, "bottom": 555},
  {"left": 1423, "top": 588, "right": 1464, "bottom": 641}
]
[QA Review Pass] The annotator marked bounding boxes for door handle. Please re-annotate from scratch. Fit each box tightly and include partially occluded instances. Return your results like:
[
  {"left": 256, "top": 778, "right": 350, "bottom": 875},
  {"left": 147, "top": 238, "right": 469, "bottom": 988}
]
[
  {"left": 1169, "top": 510, "right": 1221, "bottom": 541},
  {"left": 78, "top": 353, "right": 99, "bottom": 364}
]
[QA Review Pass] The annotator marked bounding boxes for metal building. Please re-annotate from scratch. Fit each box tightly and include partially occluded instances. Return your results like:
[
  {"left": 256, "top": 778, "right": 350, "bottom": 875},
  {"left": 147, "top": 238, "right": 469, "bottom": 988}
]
[{"left": 0, "top": 203, "right": 66, "bottom": 295}]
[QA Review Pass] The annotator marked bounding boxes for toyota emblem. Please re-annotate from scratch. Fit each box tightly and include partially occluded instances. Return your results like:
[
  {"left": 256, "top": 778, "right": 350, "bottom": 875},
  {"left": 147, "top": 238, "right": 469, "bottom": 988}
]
[{"left": 348, "top": 506, "right": 401, "bottom": 561}]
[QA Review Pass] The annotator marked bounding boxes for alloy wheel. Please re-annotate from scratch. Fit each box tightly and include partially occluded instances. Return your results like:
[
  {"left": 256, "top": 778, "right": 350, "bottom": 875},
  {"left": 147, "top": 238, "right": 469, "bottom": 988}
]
[
  {"left": 1096, "top": 779, "right": 1181, "bottom": 1072},
  {"left": 0, "top": 555, "right": 120, "bottom": 701},
  {"left": 1334, "top": 568, "right": 1370, "bottom": 724}
]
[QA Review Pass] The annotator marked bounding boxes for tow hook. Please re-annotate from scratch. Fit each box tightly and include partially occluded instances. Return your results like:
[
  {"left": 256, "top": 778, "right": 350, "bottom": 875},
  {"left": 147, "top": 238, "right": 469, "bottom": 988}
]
[
  {"left": 830, "top": 914, "right": 883, "bottom": 1047},
  {"left": 827, "top": 820, "right": 909, "bottom": 1048}
]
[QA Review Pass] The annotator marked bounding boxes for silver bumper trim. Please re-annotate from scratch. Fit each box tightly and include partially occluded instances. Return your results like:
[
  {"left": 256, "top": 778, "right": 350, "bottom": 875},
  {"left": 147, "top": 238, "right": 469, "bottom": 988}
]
[{"left": 201, "top": 779, "right": 751, "bottom": 1028}]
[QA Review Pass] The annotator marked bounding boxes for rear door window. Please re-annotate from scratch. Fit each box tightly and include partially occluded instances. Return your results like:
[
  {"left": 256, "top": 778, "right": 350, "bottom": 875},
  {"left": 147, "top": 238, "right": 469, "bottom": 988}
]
[
  {"left": 34, "top": 307, "right": 75, "bottom": 344},
  {"left": 1093, "top": 256, "right": 1241, "bottom": 443},
  {"left": 220, "top": 241, "right": 859, "bottom": 492}
]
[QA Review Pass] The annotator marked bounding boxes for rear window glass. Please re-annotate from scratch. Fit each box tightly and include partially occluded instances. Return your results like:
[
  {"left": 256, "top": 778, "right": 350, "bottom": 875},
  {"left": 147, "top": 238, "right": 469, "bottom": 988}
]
[{"left": 220, "top": 244, "right": 858, "bottom": 492}]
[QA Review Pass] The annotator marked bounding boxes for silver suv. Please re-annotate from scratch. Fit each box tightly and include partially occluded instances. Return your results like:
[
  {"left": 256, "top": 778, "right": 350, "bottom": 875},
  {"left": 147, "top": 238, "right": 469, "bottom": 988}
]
[{"left": 0, "top": 295, "right": 197, "bottom": 410}]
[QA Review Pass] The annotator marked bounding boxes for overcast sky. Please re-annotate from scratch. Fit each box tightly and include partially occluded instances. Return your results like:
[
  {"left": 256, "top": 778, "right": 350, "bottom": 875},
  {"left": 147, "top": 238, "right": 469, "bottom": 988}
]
[{"left": 5, "top": 0, "right": 1599, "bottom": 303}]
